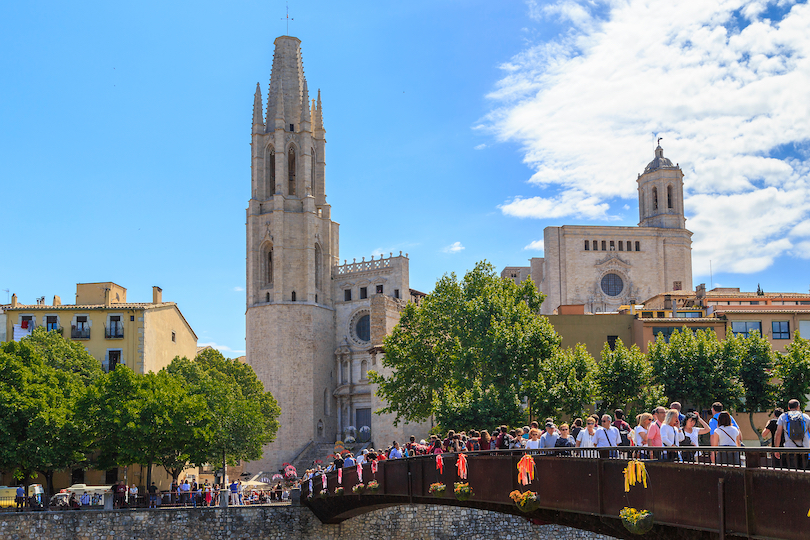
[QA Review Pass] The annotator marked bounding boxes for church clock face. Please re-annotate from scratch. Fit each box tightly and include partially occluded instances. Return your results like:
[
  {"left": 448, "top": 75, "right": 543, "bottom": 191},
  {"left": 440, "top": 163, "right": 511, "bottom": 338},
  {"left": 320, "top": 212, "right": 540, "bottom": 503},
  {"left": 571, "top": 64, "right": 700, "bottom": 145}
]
[{"left": 601, "top": 273, "right": 624, "bottom": 297}]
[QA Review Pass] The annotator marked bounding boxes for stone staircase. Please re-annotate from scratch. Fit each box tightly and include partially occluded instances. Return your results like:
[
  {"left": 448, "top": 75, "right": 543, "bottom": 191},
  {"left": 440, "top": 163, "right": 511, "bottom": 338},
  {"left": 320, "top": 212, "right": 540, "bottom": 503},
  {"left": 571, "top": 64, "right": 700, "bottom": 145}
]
[{"left": 289, "top": 442, "right": 338, "bottom": 473}]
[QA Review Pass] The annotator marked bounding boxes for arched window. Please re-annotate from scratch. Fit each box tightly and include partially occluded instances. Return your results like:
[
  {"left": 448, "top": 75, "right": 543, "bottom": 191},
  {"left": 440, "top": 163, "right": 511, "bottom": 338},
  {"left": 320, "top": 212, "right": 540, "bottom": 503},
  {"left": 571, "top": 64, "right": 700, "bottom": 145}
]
[
  {"left": 584, "top": 240, "right": 589, "bottom": 251},
  {"left": 652, "top": 187, "right": 659, "bottom": 210},
  {"left": 288, "top": 147, "right": 296, "bottom": 195},
  {"left": 360, "top": 360, "right": 368, "bottom": 381},
  {"left": 291, "top": 291, "right": 296, "bottom": 302},
  {"left": 265, "top": 245, "right": 274, "bottom": 286},
  {"left": 266, "top": 147, "right": 275, "bottom": 197},
  {"left": 315, "top": 244, "right": 322, "bottom": 291},
  {"left": 667, "top": 185, "right": 673, "bottom": 209}
]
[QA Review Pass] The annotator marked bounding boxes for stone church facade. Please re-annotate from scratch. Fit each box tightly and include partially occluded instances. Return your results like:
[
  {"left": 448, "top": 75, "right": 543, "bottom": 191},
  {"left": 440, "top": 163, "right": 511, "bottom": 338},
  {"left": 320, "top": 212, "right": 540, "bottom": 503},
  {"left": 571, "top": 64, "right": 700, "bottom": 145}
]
[
  {"left": 512, "top": 146, "right": 693, "bottom": 314},
  {"left": 245, "top": 36, "right": 427, "bottom": 474}
]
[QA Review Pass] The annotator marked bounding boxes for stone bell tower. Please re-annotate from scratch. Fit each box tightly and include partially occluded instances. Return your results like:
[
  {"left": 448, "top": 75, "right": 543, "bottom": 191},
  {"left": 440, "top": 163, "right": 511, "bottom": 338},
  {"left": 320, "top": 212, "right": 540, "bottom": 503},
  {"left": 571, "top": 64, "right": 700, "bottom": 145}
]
[
  {"left": 637, "top": 145, "right": 686, "bottom": 229},
  {"left": 246, "top": 36, "right": 339, "bottom": 473}
]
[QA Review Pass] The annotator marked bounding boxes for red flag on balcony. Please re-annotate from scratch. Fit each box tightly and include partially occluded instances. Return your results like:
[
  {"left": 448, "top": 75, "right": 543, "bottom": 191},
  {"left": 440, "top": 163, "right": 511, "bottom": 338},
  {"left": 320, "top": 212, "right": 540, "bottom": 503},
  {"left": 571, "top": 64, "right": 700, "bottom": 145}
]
[
  {"left": 338, "top": 468, "right": 342, "bottom": 485},
  {"left": 357, "top": 463, "right": 363, "bottom": 483},
  {"left": 436, "top": 454, "right": 443, "bottom": 474}
]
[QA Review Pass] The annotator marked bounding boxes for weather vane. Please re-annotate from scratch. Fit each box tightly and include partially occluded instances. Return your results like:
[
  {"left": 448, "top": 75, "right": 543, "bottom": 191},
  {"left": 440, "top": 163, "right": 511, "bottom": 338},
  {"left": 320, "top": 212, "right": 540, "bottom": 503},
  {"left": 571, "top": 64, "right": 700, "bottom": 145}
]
[
  {"left": 658, "top": 137, "right": 663, "bottom": 146},
  {"left": 282, "top": 1, "right": 294, "bottom": 35}
]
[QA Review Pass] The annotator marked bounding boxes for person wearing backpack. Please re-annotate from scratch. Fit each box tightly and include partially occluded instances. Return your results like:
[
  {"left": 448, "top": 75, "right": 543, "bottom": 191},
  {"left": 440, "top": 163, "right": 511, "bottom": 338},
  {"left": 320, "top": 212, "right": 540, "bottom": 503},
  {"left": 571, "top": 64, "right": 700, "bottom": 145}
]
[
  {"left": 774, "top": 399, "right": 810, "bottom": 469},
  {"left": 613, "top": 409, "right": 633, "bottom": 448}
]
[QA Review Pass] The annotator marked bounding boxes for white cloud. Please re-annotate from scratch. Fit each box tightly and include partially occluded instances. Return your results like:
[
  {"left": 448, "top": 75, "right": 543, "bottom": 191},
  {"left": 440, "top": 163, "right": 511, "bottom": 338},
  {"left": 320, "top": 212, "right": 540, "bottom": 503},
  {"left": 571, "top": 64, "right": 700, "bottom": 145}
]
[
  {"left": 198, "top": 342, "right": 245, "bottom": 356},
  {"left": 475, "top": 143, "right": 488, "bottom": 150},
  {"left": 232, "top": 286, "right": 244, "bottom": 292},
  {"left": 524, "top": 239, "right": 545, "bottom": 252},
  {"left": 487, "top": 0, "right": 810, "bottom": 276},
  {"left": 442, "top": 241, "right": 465, "bottom": 253}
]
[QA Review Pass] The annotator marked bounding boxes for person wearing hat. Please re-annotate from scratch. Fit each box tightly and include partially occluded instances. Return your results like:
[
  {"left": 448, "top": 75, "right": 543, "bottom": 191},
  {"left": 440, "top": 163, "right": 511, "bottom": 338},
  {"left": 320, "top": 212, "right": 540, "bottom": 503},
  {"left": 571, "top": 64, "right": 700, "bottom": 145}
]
[{"left": 539, "top": 422, "right": 560, "bottom": 449}]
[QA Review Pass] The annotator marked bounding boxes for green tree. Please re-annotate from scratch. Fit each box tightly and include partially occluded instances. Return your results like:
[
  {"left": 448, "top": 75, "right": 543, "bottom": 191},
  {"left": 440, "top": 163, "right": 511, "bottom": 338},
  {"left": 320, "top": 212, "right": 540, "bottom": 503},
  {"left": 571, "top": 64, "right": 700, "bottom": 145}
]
[
  {"left": 530, "top": 344, "right": 596, "bottom": 422},
  {"left": 734, "top": 331, "right": 776, "bottom": 444},
  {"left": 649, "top": 328, "right": 742, "bottom": 413},
  {"left": 22, "top": 327, "right": 103, "bottom": 385},
  {"left": 167, "top": 351, "right": 280, "bottom": 481},
  {"left": 0, "top": 340, "right": 87, "bottom": 497},
  {"left": 774, "top": 332, "right": 810, "bottom": 409},
  {"left": 77, "top": 366, "right": 211, "bottom": 486},
  {"left": 595, "top": 339, "right": 659, "bottom": 421},
  {"left": 370, "top": 261, "right": 560, "bottom": 429}
]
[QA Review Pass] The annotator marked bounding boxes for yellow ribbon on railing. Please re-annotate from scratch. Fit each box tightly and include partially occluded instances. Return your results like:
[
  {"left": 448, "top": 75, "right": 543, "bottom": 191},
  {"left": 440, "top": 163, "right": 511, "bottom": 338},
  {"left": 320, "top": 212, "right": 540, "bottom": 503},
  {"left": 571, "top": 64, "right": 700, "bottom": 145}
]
[
  {"left": 517, "top": 454, "right": 535, "bottom": 486},
  {"left": 622, "top": 460, "right": 648, "bottom": 492},
  {"left": 456, "top": 453, "right": 468, "bottom": 480}
]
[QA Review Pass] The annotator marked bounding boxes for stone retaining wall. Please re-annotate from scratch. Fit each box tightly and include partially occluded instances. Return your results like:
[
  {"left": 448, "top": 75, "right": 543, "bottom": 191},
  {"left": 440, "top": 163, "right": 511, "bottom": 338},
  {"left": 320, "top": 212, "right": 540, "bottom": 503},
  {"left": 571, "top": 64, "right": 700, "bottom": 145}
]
[{"left": 0, "top": 504, "right": 617, "bottom": 540}]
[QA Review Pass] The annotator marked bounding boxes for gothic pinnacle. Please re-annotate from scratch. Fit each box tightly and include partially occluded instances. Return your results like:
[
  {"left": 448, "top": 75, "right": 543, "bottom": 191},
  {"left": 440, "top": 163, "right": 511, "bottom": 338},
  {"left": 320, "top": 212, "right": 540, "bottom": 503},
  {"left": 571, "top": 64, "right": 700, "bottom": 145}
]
[
  {"left": 314, "top": 88, "right": 324, "bottom": 132},
  {"left": 300, "top": 78, "right": 311, "bottom": 126},
  {"left": 252, "top": 82, "right": 263, "bottom": 127}
]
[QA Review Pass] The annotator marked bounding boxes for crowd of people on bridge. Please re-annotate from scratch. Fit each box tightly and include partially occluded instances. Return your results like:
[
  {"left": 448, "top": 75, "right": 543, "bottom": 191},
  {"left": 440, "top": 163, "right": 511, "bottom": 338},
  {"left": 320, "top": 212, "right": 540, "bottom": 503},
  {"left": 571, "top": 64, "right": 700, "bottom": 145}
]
[{"left": 313, "top": 398, "right": 810, "bottom": 473}]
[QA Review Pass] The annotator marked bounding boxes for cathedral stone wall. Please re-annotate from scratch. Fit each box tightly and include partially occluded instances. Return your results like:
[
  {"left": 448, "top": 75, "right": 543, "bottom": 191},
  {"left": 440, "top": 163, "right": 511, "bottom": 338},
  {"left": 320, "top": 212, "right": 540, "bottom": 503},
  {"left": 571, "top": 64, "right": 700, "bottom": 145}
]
[
  {"left": 539, "top": 224, "right": 692, "bottom": 314},
  {"left": 246, "top": 303, "right": 336, "bottom": 473}
]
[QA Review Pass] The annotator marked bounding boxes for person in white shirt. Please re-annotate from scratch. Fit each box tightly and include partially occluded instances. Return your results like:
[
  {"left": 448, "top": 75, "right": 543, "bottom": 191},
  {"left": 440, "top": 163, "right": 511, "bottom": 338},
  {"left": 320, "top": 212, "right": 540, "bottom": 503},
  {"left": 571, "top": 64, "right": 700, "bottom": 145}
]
[
  {"left": 660, "top": 409, "right": 685, "bottom": 460},
  {"left": 525, "top": 428, "right": 542, "bottom": 450},
  {"left": 593, "top": 415, "right": 621, "bottom": 447},
  {"left": 634, "top": 413, "right": 653, "bottom": 447},
  {"left": 576, "top": 417, "right": 597, "bottom": 456},
  {"left": 711, "top": 410, "right": 742, "bottom": 465}
]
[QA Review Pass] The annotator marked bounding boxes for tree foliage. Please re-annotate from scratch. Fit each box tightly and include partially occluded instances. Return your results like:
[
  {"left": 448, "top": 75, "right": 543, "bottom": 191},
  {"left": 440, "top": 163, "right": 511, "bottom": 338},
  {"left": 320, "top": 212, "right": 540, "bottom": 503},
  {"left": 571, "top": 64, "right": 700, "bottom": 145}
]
[
  {"left": 77, "top": 366, "right": 211, "bottom": 484},
  {"left": 22, "top": 327, "right": 103, "bottom": 385},
  {"left": 370, "top": 261, "right": 561, "bottom": 428},
  {"left": 0, "top": 338, "right": 88, "bottom": 496},
  {"left": 167, "top": 349, "right": 280, "bottom": 467},
  {"left": 649, "top": 328, "right": 742, "bottom": 412},
  {"left": 595, "top": 339, "right": 662, "bottom": 421},
  {"left": 774, "top": 332, "right": 810, "bottom": 410},
  {"left": 530, "top": 344, "right": 596, "bottom": 422},
  {"left": 734, "top": 331, "right": 777, "bottom": 443}
]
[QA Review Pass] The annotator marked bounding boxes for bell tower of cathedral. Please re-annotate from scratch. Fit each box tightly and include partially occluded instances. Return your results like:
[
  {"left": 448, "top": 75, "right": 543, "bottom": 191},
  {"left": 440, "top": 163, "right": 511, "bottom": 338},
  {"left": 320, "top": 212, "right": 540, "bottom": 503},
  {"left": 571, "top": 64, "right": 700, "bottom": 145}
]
[
  {"left": 637, "top": 145, "right": 686, "bottom": 229},
  {"left": 246, "top": 36, "right": 339, "bottom": 473}
]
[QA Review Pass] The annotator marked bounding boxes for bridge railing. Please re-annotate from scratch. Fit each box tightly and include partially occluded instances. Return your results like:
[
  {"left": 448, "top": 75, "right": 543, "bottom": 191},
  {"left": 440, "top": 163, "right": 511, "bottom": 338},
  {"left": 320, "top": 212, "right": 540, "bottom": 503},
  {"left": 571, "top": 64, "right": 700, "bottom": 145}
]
[{"left": 303, "top": 447, "right": 810, "bottom": 539}]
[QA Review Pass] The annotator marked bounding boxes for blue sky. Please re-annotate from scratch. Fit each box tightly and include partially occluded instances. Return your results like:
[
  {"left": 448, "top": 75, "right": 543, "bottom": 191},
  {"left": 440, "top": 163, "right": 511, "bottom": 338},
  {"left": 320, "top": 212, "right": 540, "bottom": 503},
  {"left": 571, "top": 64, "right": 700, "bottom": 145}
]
[{"left": 2, "top": 0, "right": 809, "bottom": 355}]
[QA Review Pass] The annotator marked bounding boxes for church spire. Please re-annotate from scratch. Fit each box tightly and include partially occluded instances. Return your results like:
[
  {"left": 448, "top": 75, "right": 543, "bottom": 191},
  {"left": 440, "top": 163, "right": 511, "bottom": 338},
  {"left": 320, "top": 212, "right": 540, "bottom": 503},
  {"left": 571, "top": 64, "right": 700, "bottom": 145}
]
[{"left": 252, "top": 83, "right": 264, "bottom": 130}]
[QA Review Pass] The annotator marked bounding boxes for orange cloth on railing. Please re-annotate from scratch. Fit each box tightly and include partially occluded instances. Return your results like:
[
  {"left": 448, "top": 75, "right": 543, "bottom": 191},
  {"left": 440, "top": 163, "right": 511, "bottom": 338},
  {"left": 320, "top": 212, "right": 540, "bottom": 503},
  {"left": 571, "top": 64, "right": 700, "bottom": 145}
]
[
  {"left": 456, "top": 453, "right": 468, "bottom": 480},
  {"left": 436, "top": 454, "right": 444, "bottom": 474},
  {"left": 517, "top": 454, "right": 535, "bottom": 486},
  {"left": 357, "top": 463, "right": 363, "bottom": 483}
]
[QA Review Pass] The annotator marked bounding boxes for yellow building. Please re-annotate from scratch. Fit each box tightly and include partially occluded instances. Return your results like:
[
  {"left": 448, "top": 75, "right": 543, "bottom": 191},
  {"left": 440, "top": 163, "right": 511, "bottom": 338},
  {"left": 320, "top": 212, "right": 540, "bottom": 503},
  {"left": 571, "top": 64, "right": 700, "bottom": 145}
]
[
  {"left": 2, "top": 282, "right": 199, "bottom": 492},
  {"left": 4, "top": 282, "right": 197, "bottom": 374}
]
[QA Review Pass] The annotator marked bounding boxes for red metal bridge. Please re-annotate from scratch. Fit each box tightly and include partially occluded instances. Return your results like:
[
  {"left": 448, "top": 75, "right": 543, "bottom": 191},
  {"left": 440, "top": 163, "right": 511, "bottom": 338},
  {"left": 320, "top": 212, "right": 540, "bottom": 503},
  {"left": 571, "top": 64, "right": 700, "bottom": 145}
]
[{"left": 302, "top": 447, "right": 810, "bottom": 540}]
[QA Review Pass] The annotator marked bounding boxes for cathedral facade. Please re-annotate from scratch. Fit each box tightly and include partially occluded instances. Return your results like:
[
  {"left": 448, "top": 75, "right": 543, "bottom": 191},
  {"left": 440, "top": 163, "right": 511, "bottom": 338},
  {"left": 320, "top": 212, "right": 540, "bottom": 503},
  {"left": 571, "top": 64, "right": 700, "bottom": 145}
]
[
  {"left": 525, "top": 146, "right": 693, "bottom": 314},
  {"left": 245, "top": 36, "right": 426, "bottom": 474}
]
